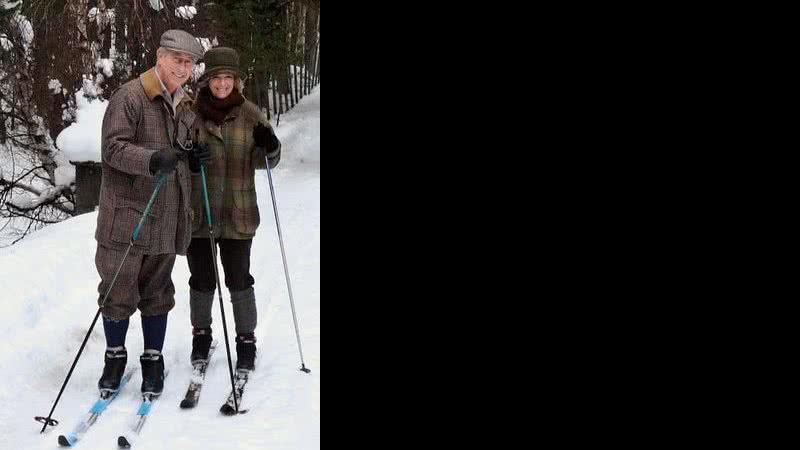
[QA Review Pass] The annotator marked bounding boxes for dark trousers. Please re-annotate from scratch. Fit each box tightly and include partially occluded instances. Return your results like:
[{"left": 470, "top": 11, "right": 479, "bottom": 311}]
[{"left": 187, "top": 239, "right": 255, "bottom": 293}]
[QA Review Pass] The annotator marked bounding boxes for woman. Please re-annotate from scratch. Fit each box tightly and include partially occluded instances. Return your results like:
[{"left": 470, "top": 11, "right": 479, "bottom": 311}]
[{"left": 187, "top": 47, "right": 281, "bottom": 372}]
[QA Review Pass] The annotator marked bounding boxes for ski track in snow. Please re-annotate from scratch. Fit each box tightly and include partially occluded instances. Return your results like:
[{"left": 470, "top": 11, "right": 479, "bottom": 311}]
[{"left": 0, "top": 87, "right": 320, "bottom": 450}]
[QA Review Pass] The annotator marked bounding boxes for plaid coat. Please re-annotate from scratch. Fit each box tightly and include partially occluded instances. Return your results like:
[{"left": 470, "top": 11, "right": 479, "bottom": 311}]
[
  {"left": 191, "top": 99, "right": 275, "bottom": 240},
  {"left": 96, "top": 68, "right": 196, "bottom": 255}
]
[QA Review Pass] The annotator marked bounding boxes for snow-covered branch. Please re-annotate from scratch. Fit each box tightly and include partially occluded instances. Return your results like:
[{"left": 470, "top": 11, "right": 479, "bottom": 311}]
[{"left": 1, "top": 178, "right": 73, "bottom": 214}]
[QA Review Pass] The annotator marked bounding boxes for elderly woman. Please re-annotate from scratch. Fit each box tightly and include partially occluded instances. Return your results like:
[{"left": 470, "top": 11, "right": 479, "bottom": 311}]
[{"left": 186, "top": 47, "right": 281, "bottom": 373}]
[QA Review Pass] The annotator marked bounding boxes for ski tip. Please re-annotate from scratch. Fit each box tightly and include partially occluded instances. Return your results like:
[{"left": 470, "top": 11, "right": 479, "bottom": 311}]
[
  {"left": 118, "top": 435, "right": 132, "bottom": 448},
  {"left": 180, "top": 399, "right": 197, "bottom": 409},
  {"left": 58, "top": 435, "right": 72, "bottom": 447}
]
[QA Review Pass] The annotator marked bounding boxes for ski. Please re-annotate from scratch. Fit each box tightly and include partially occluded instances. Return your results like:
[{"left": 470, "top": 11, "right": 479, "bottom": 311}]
[
  {"left": 57, "top": 370, "right": 135, "bottom": 447},
  {"left": 179, "top": 341, "right": 218, "bottom": 409},
  {"left": 220, "top": 369, "right": 252, "bottom": 416},
  {"left": 117, "top": 370, "right": 169, "bottom": 449}
]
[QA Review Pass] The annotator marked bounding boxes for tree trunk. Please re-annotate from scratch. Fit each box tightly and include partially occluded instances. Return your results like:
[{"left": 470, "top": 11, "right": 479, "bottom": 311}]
[
  {"left": 272, "top": 75, "right": 279, "bottom": 116},
  {"left": 305, "top": 6, "right": 319, "bottom": 95}
]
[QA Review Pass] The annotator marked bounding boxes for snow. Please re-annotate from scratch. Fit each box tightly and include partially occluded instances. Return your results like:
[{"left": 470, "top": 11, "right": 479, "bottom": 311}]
[
  {"left": 15, "top": 13, "right": 33, "bottom": 46},
  {"left": 55, "top": 164, "right": 76, "bottom": 187},
  {"left": 0, "top": 11, "right": 33, "bottom": 51},
  {"left": 96, "top": 58, "right": 114, "bottom": 78},
  {"left": 56, "top": 89, "right": 109, "bottom": 163},
  {"left": 193, "top": 62, "right": 206, "bottom": 81},
  {"left": 0, "top": 86, "right": 320, "bottom": 449},
  {"left": 198, "top": 38, "right": 215, "bottom": 51},
  {"left": 0, "top": 0, "right": 21, "bottom": 11},
  {"left": 273, "top": 85, "right": 320, "bottom": 167},
  {"left": 176, "top": 6, "right": 197, "bottom": 20},
  {"left": 7, "top": 185, "right": 59, "bottom": 210},
  {"left": 48, "top": 79, "right": 63, "bottom": 94},
  {"left": 6, "top": 195, "right": 33, "bottom": 209},
  {"left": 81, "top": 75, "right": 103, "bottom": 98},
  {"left": 149, "top": 0, "right": 164, "bottom": 12}
]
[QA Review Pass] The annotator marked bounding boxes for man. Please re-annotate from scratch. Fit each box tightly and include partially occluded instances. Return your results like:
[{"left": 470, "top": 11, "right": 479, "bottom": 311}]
[{"left": 95, "top": 29, "right": 206, "bottom": 397}]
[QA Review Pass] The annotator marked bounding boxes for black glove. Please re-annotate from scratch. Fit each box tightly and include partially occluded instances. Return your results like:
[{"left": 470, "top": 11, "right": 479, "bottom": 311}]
[
  {"left": 149, "top": 150, "right": 180, "bottom": 175},
  {"left": 188, "top": 143, "right": 213, "bottom": 174},
  {"left": 267, "top": 152, "right": 281, "bottom": 169},
  {"left": 253, "top": 123, "right": 280, "bottom": 154}
]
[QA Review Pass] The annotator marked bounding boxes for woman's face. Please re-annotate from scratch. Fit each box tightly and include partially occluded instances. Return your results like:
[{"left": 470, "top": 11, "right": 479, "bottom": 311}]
[{"left": 209, "top": 72, "right": 236, "bottom": 99}]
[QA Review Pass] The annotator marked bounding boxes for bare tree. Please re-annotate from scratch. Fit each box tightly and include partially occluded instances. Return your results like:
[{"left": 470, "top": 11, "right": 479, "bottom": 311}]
[{"left": 1, "top": 1, "right": 75, "bottom": 246}]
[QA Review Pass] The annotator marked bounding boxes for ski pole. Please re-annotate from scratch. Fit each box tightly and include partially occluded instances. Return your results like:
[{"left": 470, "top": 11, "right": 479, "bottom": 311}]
[
  {"left": 256, "top": 86, "right": 308, "bottom": 373},
  {"left": 35, "top": 173, "right": 168, "bottom": 433},
  {"left": 262, "top": 144, "right": 311, "bottom": 374},
  {"left": 199, "top": 163, "right": 240, "bottom": 413}
]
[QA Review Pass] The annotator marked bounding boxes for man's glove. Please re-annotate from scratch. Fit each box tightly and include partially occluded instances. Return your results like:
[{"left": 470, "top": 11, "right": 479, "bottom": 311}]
[
  {"left": 188, "top": 143, "right": 213, "bottom": 174},
  {"left": 149, "top": 150, "right": 181, "bottom": 175},
  {"left": 253, "top": 123, "right": 280, "bottom": 154}
]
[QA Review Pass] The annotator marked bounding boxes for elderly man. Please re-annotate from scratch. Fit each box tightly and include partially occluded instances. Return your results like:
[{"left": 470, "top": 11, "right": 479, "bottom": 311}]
[{"left": 95, "top": 30, "right": 207, "bottom": 397}]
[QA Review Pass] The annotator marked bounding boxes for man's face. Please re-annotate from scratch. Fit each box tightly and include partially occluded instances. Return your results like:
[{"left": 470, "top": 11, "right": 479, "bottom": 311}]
[
  {"left": 209, "top": 72, "right": 236, "bottom": 100},
  {"left": 157, "top": 50, "right": 195, "bottom": 93}
]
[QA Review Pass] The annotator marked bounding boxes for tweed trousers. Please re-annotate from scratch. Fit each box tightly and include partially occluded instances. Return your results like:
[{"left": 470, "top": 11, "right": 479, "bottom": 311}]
[{"left": 96, "top": 244, "right": 177, "bottom": 320}]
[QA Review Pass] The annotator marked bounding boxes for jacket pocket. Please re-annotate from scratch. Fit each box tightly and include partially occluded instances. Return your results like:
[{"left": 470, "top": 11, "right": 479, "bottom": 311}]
[
  {"left": 231, "top": 189, "right": 260, "bottom": 235},
  {"left": 110, "top": 198, "right": 159, "bottom": 248}
]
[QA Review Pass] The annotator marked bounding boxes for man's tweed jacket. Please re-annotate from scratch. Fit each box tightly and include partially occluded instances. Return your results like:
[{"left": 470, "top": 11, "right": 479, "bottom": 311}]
[{"left": 96, "top": 68, "right": 196, "bottom": 255}]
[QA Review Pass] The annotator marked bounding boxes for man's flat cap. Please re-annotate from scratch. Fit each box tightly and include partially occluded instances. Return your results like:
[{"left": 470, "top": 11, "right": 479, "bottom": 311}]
[{"left": 160, "top": 29, "right": 204, "bottom": 61}]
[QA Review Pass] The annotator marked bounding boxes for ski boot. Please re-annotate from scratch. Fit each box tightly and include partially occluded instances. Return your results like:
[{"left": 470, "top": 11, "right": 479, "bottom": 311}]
[
  {"left": 140, "top": 350, "right": 165, "bottom": 397},
  {"left": 98, "top": 347, "right": 127, "bottom": 397},
  {"left": 236, "top": 334, "right": 257, "bottom": 371},
  {"left": 191, "top": 328, "right": 213, "bottom": 364}
]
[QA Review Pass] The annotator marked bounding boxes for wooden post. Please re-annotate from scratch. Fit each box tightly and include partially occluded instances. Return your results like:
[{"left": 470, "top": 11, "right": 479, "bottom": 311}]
[
  {"left": 289, "top": 69, "right": 296, "bottom": 109},
  {"left": 317, "top": 44, "right": 321, "bottom": 87},
  {"left": 294, "top": 64, "right": 300, "bottom": 102}
]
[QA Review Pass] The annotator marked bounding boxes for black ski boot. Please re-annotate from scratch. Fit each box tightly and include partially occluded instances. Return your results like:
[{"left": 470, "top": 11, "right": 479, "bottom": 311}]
[
  {"left": 98, "top": 347, "right": 127, "bottom": 395},
  {"left": 191, "top": 328, "right": 213, "bottom": 363},
  {"left": 236, "top": 334, "right": 257, "bottom": 371},
  {"left": 140, "top": 351, "right": 165, "bottom": 396}
]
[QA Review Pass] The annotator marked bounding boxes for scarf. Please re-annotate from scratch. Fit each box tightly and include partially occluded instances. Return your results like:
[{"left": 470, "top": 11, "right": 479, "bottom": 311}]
[{"left": 196, "top": 87, "right": 245, "bottom": 125}]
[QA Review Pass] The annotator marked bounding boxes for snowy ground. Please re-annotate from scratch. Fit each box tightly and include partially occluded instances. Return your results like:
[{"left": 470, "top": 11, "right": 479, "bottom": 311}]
[{"left": 0, "top": 87, "right": 320, "bottom": 449}]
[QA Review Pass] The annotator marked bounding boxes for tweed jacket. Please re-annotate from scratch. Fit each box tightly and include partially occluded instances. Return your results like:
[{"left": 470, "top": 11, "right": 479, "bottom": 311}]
[
  {"left": 96, "top": 68, "right": 196, "bottom": 255},
  {"left": 191, "top": 98, "right": 274, "bottom": 240}
]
